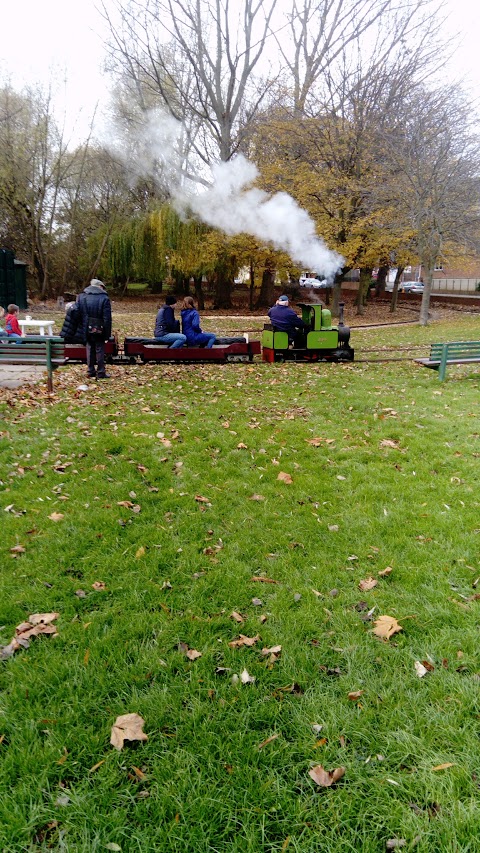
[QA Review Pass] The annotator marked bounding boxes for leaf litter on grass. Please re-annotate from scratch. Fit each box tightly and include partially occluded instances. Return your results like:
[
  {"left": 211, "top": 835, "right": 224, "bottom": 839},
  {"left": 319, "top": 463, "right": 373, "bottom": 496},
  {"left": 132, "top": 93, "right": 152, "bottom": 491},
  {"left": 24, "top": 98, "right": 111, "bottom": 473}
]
[
  {"left": 0, "top": 613, "right": 59, "bottom": 660},
  {"left": 4, "top": 312, "right": 480, "bottom": 849}
]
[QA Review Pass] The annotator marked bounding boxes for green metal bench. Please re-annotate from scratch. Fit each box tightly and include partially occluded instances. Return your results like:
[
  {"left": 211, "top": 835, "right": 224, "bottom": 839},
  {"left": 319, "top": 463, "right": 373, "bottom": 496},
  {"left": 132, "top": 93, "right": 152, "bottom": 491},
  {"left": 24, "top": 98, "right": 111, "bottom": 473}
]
[
  {"left": 416, "top": 341, "right": 480, "bottom": 381},
  {"left": 0, "top": 336, "right": 67, "bottom": 391}
]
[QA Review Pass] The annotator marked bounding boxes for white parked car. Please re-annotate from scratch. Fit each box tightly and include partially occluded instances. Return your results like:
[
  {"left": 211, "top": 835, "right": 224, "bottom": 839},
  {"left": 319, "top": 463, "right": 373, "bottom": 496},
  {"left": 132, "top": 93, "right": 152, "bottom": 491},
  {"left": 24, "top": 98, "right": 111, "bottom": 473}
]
[
  {"left": 300, "top": 277, "right": 329, "bottom": 288},
  {"left": 402, "top": 282, "right": 424, "bottom": 293}
]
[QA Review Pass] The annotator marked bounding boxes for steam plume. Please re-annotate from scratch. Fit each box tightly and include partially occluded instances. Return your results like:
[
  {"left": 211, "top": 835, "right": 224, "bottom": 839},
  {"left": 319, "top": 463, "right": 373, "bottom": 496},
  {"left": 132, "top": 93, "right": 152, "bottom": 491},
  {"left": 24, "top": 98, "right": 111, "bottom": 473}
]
[{"left": 109, "top": 109, "right": 344, "bottom": 278}]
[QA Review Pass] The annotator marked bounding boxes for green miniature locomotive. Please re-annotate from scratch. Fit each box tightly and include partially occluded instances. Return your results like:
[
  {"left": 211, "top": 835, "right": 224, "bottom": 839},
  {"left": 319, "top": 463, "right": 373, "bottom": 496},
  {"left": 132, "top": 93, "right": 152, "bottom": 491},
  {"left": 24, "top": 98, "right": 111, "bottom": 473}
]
[{"left": 262, "top": 302, "right": 354, "bottom": 363}]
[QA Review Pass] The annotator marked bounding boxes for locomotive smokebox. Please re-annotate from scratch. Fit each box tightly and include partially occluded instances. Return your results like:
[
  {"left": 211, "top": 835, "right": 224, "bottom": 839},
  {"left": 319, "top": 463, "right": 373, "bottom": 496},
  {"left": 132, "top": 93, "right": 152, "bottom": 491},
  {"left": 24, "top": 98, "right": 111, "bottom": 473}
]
[{"left": 337, "top": 301, "right": 351, "bottom": 345}]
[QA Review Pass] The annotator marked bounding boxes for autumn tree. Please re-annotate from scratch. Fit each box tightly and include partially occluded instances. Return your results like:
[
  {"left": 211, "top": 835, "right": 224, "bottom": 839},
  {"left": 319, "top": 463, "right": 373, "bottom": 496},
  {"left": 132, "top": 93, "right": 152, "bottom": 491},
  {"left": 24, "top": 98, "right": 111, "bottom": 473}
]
[
  {"left": 0, "top": 83, "right": 79, "bottom": 297},
  {"left": 380, "top": 85, "right": 480, "bottom": 324}
]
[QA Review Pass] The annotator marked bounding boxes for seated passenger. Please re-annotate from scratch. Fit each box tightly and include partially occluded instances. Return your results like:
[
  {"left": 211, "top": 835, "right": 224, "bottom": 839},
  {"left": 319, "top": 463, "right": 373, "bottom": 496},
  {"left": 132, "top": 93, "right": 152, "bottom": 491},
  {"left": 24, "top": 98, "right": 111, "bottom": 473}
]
[
  {"left": 181, "top": 297, "right": 216, "bottom": 349},
  {"left": 60, "top": 301, "right": 84, "bottom": 344},
  {"left": 5, "top": 304, "right": 23, "bottom": 341},
  {"left": 267, "top": 295, "right": 306, "bottom": 345},
  {"left": 154, "top": 296, "right": 187, "bottom": 348}
]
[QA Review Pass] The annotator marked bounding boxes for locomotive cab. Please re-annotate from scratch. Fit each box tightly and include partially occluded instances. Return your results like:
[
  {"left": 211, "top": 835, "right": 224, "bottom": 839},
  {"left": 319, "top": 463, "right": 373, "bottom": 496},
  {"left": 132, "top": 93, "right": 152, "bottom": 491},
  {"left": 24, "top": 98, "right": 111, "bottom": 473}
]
[{"left": 298, "top": 302, "right": 339, "bottom": 350}]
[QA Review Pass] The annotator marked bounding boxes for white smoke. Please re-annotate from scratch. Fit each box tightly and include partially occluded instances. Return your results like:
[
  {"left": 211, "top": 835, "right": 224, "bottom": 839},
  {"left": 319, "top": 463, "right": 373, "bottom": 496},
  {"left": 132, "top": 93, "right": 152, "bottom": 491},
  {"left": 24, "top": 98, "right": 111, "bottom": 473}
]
[{"left": 108, "top": 109, "right": 344, "bottom": 279}]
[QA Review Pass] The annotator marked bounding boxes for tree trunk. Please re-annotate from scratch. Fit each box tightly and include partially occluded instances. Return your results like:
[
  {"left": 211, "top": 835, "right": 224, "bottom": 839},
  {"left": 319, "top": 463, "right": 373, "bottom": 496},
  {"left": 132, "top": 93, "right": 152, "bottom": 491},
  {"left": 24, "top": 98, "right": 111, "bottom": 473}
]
[
  {"left": 389, "top": 265, "right": 404, "bottom": 313},
  {"left": 331, "top": 274, "right": 343, "bottom": 317},
  {"left": 375, "top": 264, "right": 389, "bottom": 296},
  {"left": 356, "top": 267, "right": 373, "bottom": 315},
  {"left": 249, "top": 260, "right": 255, "bottom": 311},
  {"left": 256, "top": 264, "right": 276, "bottom": 309},
  {"left": 213, "top": 275, "right": 233, "bottom": 309},
  {"left": 194, "top": 275, "right": 205, "bottom": 310},
  {"left": 419, "top": 266, "right": 433, "bottom": 326}
]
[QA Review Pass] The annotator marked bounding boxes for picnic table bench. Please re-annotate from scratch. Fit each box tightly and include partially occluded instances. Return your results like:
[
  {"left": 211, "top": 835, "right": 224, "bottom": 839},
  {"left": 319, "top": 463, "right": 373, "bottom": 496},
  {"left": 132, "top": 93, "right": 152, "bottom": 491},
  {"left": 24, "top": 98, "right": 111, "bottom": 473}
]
[
  {"left": 0, "top": 336, "right": 67, "bottom": 391},
  {"left": 415, "top": 340, "right": 480, "bottom": 381}
]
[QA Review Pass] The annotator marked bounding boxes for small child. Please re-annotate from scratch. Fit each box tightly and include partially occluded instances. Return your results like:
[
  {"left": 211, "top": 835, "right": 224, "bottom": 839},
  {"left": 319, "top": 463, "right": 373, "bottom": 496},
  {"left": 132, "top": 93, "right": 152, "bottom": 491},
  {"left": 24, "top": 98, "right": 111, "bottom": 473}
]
[{"left": 5, "top": 304, "right": 22, "bottom": 339}]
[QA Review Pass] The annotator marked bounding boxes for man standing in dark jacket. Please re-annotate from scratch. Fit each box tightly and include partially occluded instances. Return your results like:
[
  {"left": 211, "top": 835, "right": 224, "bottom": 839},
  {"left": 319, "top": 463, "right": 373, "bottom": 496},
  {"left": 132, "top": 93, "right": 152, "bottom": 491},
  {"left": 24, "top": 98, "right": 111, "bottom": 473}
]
[
  {"left": 268, "top": 295, "right": 306, "bottom": 345},
  {"left": 77, "top": 279, "right": 112, "bottom": 379},
  {"left": 154, "top": 296, "right": 186, "bottom": 348}
]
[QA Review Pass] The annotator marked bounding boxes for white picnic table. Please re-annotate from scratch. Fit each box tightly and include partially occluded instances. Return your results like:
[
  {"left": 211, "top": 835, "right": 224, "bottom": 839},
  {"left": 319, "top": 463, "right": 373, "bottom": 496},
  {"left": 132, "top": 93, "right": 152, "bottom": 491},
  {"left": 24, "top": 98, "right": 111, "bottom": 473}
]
[{"left": 18, "top": 319, "right": 55, "bottom": 337}]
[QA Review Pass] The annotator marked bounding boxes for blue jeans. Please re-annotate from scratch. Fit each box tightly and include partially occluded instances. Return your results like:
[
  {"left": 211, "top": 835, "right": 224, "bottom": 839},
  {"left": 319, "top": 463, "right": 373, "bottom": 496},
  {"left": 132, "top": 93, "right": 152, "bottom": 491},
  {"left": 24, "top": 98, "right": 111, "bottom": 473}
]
[
  {"left": 155, "top": 333, "right": 187, "bottom": 349},
  {"left": 188, "top": 333, "right": 216, "bottom": 349}
]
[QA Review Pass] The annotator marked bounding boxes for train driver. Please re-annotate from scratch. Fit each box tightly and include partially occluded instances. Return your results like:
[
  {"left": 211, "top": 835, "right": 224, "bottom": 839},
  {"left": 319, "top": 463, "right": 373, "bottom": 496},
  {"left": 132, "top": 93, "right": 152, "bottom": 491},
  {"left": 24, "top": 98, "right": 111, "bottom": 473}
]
[{"left": 268, "top": 295, "right": 307, "bottom": 346}]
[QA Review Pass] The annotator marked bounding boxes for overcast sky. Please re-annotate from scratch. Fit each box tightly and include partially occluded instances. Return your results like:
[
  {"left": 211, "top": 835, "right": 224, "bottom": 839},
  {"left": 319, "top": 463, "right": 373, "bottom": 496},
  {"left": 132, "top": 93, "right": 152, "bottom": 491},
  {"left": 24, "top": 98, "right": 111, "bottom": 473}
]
[{"left": 1, "top": 0, "right": 479, "bottom": 142}]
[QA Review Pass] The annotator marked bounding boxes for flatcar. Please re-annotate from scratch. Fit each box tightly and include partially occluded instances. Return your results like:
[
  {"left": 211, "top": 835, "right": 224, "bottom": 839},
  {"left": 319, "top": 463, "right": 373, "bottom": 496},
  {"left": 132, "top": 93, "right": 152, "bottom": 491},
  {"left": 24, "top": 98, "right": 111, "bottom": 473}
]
[
  {"left": 261, "top": 302, "right": 353, "bottom": 363},
  {"left": 63, "top": 335, "right": 260, "bottom": 364},
  {"left": 123, "top": 336, "right": 260, "bottom": 363}
]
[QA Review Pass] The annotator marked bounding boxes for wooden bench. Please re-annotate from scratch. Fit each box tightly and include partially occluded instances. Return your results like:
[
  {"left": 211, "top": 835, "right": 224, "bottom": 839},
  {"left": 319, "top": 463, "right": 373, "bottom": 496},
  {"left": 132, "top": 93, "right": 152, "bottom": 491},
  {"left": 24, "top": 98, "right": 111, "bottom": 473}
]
[
  {"left": 0, "top": 336, "right": 67, "bottom": 391},
  {"left": 416, "top": 340, "right": 480, "bottom": 381}
]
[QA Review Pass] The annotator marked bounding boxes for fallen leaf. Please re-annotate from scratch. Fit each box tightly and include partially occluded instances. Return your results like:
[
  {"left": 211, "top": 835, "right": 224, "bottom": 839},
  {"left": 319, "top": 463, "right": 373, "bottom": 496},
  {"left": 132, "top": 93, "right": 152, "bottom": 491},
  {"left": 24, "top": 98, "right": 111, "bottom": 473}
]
[
  {"left": 131, "top": 765, "right": 147, "bottom": 781},
  {"left": 135, "top": 546, "right": 146, "bottom": 559},
  {"left": 10, "top": 545, "right": 26, "bottom": 556},
  {"left": 348, "top": 690, "right": 364, "bottom": 700},
  {"left": 414, "top": 661, "right": 428, "bottom": 678},
  {"left": 75, "top": 589, "right": 86, "bottom": 598},
  {"left": 186, "top": 648, "right": 202, "bottom": 661},
  {"left": 251, "top": 597, "right": 263, "bottom": 606},
  {"left": 92, "top": 581, "right": 106, "bottom": 591},
  {"left": 229, "top": 634, "right": 260, "bottom": 649},
  {"left": 386, "top": 841, "right": 407, "bottom": 850},
  {"left": 277, "top": 472, "right": 293, "bottom": 484},
  {"left": 308, "top": 765, "right": 345, "bottom": 787},
  {"left": 249, "top": 494, "right": 265, "bottom": 501},
  {"left": 194, "top": 495, "right": 211, "bottom": 504},
  {"left": 110, "top": 713, "right": 148, "bottom": 751},
  {"left": 359, "top": 577, "right": 378, "bottom": 591},
  {"left": 240, "top": 668, "right": 255, "bottom": 684},
  {"left": 251, "top": 576, "right": 279, "bottom": 584},
  {"left": 237, "top": 443, "right": 248, "bottom": 449},
  {"left": 261, "top": 645, "right": 282, "bottom": 656},
  {"left": 432, "top": 762, "right": 455, "bottom": 771},
  {"left": 117, "top": 501, "right": 134, "bottom": 508},
  {"left": 258, "top": 733, "right": 280, "bottom": 750},
  {"left": 48, "top": 512, "right": 64, "bottom": 522},
  {"left": 89, "top": 760, "right": 105, "bottom": 773},
  {"left": 230, "top": 611, "right": 245, "bottom": 623},
  {"left": 105, "top": 844, "right": 122, "bottom": 852},
  {"left": 373, "top": 615, "right": 403, "bottom": 640},
  {"left": 378, "top": 567, "right": 393, "bottom": 577},
  {"left": 380, "top": 439, "right": 400, "bottom": 449}
]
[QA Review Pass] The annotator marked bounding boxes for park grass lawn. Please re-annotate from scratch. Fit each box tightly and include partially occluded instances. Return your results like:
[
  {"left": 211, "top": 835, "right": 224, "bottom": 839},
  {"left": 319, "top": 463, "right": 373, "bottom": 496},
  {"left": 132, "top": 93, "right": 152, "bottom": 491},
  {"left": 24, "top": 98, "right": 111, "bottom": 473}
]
[{"left": 1, "top": 315, "right": 480, "bottom": 852}]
